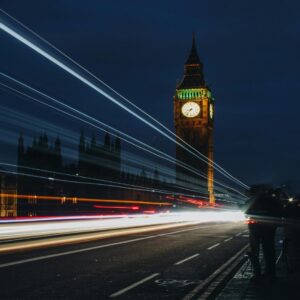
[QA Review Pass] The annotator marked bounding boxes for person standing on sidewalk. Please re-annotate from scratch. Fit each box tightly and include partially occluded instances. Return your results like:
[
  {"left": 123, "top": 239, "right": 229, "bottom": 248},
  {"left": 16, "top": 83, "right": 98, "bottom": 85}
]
[{"left": 244, "top": 187, "right": 283, "bottom": 280}]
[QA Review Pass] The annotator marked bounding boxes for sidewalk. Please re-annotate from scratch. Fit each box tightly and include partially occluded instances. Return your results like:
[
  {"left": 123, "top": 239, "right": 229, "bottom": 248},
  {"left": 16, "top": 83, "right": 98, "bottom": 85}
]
[{"left": 217, "top": 224, "right": 300, "bottom": 300}]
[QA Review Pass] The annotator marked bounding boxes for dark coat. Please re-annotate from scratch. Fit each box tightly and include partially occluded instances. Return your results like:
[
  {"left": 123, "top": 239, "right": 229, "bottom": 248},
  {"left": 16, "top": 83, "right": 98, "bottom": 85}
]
[{"left": 245, "top": 190, "right": 283, "bottom": 224}]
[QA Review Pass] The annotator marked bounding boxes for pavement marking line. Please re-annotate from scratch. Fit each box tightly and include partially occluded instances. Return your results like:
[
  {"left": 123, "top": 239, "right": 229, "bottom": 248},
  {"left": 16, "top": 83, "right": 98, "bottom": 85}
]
[
  {"left": 235, "top": 233, "right": 242, "bottom": 237},
  {"left": 182, "top": 244, "right": 249, "bottom": 300},
  {"left": 207, "top": 243, "right": 220, "bottom": 250},
  {"left": 0, "top": 225, "right": 215, "bottom": 269},
  {"left": 198, "top": 246, "right": 249, "bottom": 299},
  {"left": 109, "top": 273, "right": 160, "bottom": 297},
  {"left": 224, "top": 237, "right": 233, "bottom": 242},
  {"left": 174, "top": 253, "right": 200, "bottom": 265}
]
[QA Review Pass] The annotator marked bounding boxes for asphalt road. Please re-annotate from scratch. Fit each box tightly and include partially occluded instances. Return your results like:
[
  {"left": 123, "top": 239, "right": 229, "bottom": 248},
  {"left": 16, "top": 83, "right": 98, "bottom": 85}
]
[{"left": 0, "top": 221, "right": 248, "bottom": 299}]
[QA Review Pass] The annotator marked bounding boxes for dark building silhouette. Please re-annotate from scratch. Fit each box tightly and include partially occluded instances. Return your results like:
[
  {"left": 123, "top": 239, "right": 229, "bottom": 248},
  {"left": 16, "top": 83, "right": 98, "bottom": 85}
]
[
  {"left": 17, "top": 131, "right": 121, "bottom": 216},
  {"left": 77, "top": 131, "right": 121, "bottom": 184},
  {"left": 0, "top": 169, "right": 17, "bottom": 217},
  {"left": 16, "top": 128, "right": 209, "bottom": 216}
]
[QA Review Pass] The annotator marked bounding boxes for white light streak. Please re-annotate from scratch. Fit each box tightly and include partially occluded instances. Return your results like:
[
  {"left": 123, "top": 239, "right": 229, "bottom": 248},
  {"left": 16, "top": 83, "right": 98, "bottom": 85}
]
[
  {"left": 0, "top": 161, "right": 245, "bottom": 203},
  {"left": 0, "top": 17, "right": 249, "bottom": 189},
  {"left": 0, "top": 211, "right": 245, "bottom": 242},
  {"left": 0, "top": 9, "right": 246, "bottom": 188},
  {"left": 0, "top": 77, "right": 246, "bottom": 199}
]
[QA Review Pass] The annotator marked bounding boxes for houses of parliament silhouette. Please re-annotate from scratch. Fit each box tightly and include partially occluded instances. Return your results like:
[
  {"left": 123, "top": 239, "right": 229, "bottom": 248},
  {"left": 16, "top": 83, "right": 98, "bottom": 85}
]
[{"left": 16, "top": 131, "right": 168, "bottom": 216}]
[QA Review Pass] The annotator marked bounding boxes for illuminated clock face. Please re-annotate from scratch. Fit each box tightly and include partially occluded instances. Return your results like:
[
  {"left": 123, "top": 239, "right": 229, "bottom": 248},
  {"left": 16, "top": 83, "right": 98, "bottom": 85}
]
[
  {"left": 209, "top": 104, "right": 214, "bottom": 119},
  {"left": 181, "top": 102, "right": 200, "bottom": 118}
]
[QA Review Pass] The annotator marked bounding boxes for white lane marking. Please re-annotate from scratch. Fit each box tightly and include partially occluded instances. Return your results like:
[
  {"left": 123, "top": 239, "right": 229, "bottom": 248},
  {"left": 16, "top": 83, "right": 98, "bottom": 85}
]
[
  {"left": 109, "top": 273, "right": 159, "bottom": 297},
  {"left": 182, "top": 244, "right": 249, "bottom": 300},
  {"left": 0, "top": 225, "right": 213, "bottom": 269},
  {"left": 224, "top": 237, "right": 233, "bottom": 242},
  {"left": 207, "top": 243, "right": 220, "bottom": 250},
  {"left": 174, "top": 253, "right": 199, "bottom": 265},
  {"left": 235, "top": 233, "right": 242, "bottom": 237}
]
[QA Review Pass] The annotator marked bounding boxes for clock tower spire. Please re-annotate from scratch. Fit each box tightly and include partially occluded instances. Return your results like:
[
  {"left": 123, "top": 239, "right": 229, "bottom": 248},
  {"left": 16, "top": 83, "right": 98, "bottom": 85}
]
[
  {"left": 178, "top": 33, "right": 205, "bottom": 89},
  {"left": 174, "top": 34, "right": 215, "bottom": 205}
]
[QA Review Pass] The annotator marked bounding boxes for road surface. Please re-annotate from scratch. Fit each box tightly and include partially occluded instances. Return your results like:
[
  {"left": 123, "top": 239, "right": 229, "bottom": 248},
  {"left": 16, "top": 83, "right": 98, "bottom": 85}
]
[{"left": 0, "top": 221, "right": 248, "bottom": 299}]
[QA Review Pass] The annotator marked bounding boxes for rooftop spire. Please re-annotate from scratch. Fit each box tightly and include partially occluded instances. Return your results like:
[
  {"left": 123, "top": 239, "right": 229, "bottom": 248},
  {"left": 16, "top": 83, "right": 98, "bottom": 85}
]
[
  {"left": 185, "top": 32, "right": 201, "bottom": 65},
  {"left": 177, "top": 33, "right": 206, "bottom": 89}
]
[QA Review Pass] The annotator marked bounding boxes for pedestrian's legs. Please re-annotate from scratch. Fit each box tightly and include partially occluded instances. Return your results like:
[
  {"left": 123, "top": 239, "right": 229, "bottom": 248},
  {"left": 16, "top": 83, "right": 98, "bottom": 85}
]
[
  {"left": 249, "top": 226, "right": 261, "bottom": 277},
  {"left": 262, "top": 228, "right": 276, "bottom": 278}
]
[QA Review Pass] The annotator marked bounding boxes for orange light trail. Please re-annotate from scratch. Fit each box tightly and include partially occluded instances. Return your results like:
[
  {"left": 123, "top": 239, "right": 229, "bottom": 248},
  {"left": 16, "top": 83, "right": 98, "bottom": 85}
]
[{"left": 0, "top": 193, "right": 172, "bottom": 206}]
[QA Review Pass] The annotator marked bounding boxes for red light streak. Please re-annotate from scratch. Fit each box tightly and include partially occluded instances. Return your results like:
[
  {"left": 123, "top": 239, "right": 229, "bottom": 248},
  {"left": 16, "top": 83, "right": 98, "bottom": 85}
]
[
  {"left": 165, "top": 195, "right": 210, "bottom": 207},
  {"left": 93, "top": 205, "right": 140, "bottom": 210},
  {"left": 245, "top": 218, "right": 258, "bottom": 225}
]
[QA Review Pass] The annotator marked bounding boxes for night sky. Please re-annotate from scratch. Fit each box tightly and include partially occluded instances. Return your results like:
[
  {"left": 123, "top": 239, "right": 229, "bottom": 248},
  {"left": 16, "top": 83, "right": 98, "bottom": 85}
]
[{"left": 1, "top": 1, "right": 300, "bottom": 192}]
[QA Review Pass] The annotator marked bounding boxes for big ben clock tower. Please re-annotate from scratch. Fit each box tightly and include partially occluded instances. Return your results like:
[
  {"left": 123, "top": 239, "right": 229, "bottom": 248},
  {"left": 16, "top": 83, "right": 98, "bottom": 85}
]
[{"left": 174, "top": 35, "right": 215, "bottom": 205}]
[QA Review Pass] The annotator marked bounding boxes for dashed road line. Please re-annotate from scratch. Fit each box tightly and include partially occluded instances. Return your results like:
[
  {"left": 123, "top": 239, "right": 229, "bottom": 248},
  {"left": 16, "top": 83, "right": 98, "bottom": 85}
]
[
  {"left": 182, "top": 244, "right": 249, "bottom": 300},
  {"left": 207, "top": 243, "right": 220, "bottom": 250},
  {"left": 224, "top": 237, "right": 233, "bottom": 242},
  {"left": 174, "top": 253, "right": 199, "bottom": 265},
  {"left": 235, "top": 233, "right": 242, "bottom": 237},
  {"left": 0, "top": 225, "right": 213, "bottom": 269},
  {"left": 109, "top": 273, "right": 160, "bottom": 297}
]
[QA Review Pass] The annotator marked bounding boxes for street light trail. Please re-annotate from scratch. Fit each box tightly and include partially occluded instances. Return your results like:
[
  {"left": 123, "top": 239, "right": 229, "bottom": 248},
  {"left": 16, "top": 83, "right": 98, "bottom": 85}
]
[
  {"left": 0, "top": 77, "right": 214, "bottom": 190},
  {"left": 0, "top": 211, "right": 245, "bottom": 248},
  {"left": 0, "top": 161, "right": 246, "bottom": 203},
  {"left": 0, "top": 163, "right": 205, "bottom": 201},
  {"left": 3, "top": 169, "right": 244, "bottom": 204},
  {"left": 0, "top": 76, "right": 246, "bottom": 198},
  {"left": 1, "top": 162, "right": 169, "bottom": 193},
  {"left": 0, "top": 193, "right": 171, "bottom": 207},
  {"left": 0, "top": 81, "right": 246, "bottom": 199},
  {"left": 2, "top": 169, "right": 198, "bottom": 199},
  {"left": 0, "top": 16, "right": 248, "bottom": 189},
  {"left": 0, "top": 79, "right": 204, "bottom": 183},
  {"left": 0, "top": 8, "right": 249, "bottom": 190}
]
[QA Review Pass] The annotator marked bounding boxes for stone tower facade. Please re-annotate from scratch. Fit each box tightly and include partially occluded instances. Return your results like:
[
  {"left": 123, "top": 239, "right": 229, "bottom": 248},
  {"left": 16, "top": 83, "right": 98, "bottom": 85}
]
[{"left": 174, "top": 35, "right": 215, "bottom": 205}]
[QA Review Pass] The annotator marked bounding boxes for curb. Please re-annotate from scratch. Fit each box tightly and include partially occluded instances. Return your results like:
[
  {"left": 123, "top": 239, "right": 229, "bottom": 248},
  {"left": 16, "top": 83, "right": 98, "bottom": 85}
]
[{"left": 182, "top": 244, "right": 249, "bottom": 300}]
